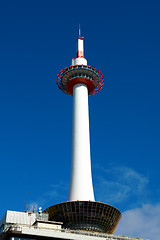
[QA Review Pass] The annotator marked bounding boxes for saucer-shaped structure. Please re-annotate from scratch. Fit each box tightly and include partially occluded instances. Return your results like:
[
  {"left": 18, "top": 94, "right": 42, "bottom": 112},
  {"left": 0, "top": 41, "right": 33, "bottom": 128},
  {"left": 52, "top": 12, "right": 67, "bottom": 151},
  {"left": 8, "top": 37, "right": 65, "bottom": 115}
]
[
  {"left": 44, "top": 201, "right": 121, "bottom": 234},
  {"left": 56, "top": 65, "right": 104, "bottom": 95}
]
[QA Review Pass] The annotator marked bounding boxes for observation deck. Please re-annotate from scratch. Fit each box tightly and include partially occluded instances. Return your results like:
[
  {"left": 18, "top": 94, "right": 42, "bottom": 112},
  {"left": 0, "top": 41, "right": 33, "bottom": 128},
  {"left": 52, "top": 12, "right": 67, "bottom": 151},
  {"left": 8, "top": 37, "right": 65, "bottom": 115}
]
[
  {"left": 56, "top": 65, "right": 104, "bottom": 95},
  {"left": 44, "top": 201, "right": 121, "bottom": 234}
]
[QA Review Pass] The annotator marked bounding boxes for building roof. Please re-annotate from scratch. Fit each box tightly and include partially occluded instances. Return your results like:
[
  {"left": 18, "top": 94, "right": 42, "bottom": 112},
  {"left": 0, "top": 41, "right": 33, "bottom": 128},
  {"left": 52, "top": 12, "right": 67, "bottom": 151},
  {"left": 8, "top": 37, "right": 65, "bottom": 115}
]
[{"left": 0, "top": 210, "right": 149, "bottom": 240}]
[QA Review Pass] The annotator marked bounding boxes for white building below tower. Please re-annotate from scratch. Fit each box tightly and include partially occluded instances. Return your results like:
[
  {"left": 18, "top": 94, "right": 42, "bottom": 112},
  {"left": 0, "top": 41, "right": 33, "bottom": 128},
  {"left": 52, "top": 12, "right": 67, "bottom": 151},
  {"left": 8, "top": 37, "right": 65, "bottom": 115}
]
[{"left": 0, "top": 210, "right": 149, "bottom": 240}]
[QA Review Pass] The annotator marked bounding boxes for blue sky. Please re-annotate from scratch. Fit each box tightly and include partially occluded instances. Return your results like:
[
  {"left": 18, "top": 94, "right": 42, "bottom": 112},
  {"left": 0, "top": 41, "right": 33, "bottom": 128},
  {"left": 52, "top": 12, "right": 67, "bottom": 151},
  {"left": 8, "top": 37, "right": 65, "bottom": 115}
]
[{"left": 0, "top": 1, "right": 160, "bottom": 239}]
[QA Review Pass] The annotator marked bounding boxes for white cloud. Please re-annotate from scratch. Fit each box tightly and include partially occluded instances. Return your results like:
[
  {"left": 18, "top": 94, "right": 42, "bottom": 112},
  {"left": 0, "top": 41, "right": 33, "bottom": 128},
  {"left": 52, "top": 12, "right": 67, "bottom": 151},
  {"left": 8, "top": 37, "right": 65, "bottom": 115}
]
[
  {"left": 94, "top": 177, "right": 130, "bottom": 203},
  {"left": 94, "top": 165, "right": 149, "bottom": 205},
  {"left": 27, "top": 181, "right": 69, "bottom": 212},
  {"left": 46, "top": 181, "right": 69, "bottom": 202},
  {"left": 115, "top": 204, "right": 160, "bottom": 240}
]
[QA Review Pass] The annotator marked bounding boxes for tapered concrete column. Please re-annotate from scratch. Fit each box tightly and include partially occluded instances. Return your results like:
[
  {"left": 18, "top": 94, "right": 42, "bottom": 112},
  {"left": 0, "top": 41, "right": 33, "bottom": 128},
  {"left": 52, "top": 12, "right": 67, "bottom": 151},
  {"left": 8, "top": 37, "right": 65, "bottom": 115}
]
[{"left": 68, "top": 83, "right": 95, "bottom": 201}]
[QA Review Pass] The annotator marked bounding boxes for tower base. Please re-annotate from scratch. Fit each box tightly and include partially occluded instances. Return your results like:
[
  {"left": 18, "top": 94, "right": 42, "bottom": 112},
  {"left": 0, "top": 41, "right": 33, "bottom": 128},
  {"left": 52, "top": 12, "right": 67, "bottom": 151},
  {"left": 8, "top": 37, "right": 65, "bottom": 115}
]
[{"left": 44, "top": 201, "right": 121, "bottom": 234}]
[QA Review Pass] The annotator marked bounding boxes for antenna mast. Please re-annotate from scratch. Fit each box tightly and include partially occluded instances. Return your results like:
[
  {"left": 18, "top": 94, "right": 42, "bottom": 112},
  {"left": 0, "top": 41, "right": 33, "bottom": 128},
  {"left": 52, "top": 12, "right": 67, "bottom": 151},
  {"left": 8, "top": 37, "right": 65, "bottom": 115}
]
[
  {"left": 25, "top": 192, "right": 30, "bottom": 212},
  {"left": 79, "top": 24, "right": 81, "bottom": 38}
]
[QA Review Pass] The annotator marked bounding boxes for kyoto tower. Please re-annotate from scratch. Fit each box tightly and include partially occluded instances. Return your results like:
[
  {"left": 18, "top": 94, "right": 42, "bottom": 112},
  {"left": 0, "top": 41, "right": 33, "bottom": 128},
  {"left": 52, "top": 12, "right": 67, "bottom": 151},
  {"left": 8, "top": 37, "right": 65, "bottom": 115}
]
[{"left": 44, "top": 26, "right": 121, "bottom": 233}]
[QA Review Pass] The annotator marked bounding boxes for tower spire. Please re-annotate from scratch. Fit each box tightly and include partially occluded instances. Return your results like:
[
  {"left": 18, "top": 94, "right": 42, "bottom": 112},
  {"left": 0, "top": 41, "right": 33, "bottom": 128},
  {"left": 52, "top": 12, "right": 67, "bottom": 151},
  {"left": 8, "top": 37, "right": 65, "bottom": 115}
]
[
  {"left": 79, "top": 24, "right": 81, "bottom": 38},
  {"left": 72, "top": 26, "right": 87, "bottom": 65}
]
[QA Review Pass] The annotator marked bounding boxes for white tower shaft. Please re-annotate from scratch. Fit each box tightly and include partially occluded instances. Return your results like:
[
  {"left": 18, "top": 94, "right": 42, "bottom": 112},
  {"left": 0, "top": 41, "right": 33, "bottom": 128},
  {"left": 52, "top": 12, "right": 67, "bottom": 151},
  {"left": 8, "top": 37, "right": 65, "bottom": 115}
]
[{"left": 68, "top": 83, "right": 95, "bottom": 201}]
